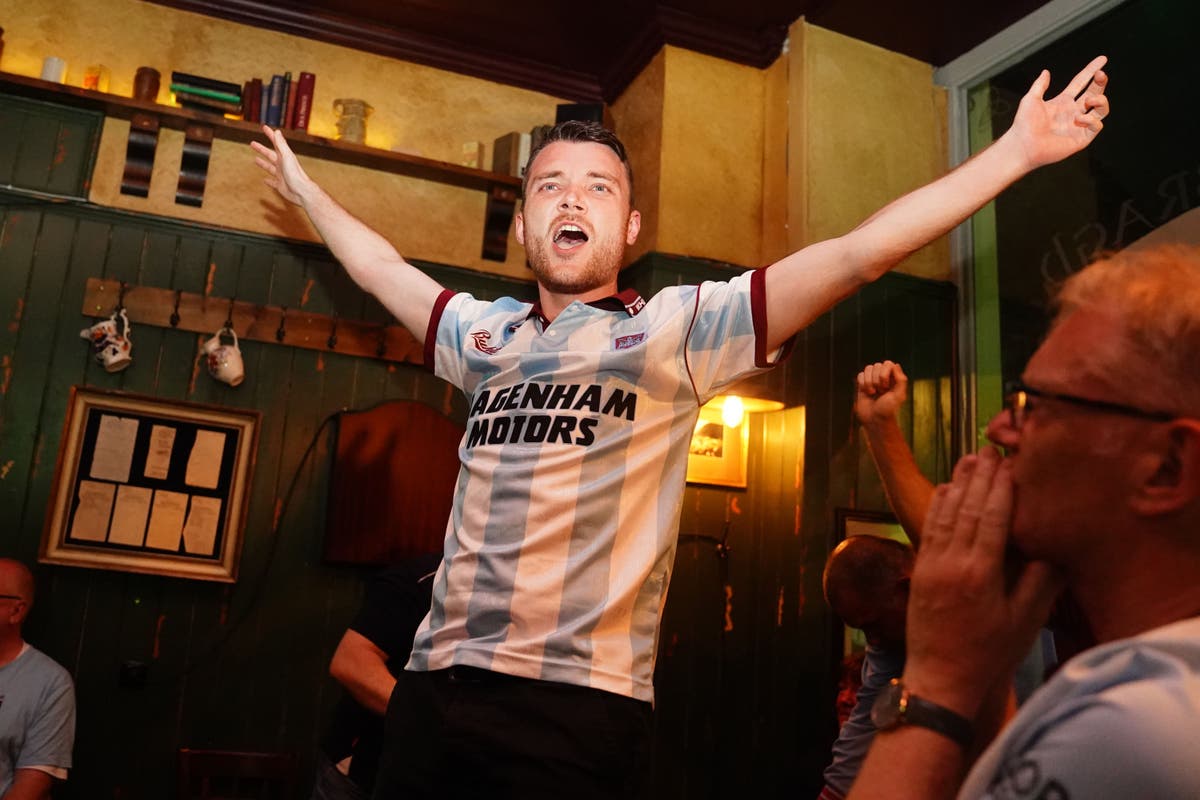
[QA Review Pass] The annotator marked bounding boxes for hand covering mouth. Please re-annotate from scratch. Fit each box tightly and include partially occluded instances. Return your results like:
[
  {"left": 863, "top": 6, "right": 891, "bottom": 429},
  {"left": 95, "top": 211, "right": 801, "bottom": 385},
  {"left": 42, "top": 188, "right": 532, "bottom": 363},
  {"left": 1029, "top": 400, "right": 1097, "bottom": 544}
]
[{"left": 553, "top": 223, "right": 589, "bottom": 248}]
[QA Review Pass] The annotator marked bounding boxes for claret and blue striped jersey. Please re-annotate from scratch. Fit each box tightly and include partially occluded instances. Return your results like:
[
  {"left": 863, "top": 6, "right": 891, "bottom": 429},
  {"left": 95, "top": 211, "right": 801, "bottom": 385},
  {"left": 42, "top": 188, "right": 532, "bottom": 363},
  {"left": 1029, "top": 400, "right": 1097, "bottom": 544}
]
[{"left": 407, "top": 267, "right": 787, "bottom": 701}]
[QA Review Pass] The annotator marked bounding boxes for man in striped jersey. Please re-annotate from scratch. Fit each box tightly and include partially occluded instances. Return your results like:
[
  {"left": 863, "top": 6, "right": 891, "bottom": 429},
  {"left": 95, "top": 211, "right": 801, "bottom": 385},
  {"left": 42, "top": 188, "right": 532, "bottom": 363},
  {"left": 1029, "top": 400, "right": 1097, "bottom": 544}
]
[{"left": 252, "top": 55, "right": 1108, "bottom": 799}]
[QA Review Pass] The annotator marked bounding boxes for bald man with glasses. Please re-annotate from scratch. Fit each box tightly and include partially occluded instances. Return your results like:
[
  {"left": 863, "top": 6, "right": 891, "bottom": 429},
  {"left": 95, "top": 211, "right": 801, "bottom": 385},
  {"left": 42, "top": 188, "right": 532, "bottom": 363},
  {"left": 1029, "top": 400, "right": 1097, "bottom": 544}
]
[
  {"left": 843, "top": 244, "right": 1200, "bottom": 800},
  {"left": 0, "top": 559, "right": 75, "bottom": 799}
]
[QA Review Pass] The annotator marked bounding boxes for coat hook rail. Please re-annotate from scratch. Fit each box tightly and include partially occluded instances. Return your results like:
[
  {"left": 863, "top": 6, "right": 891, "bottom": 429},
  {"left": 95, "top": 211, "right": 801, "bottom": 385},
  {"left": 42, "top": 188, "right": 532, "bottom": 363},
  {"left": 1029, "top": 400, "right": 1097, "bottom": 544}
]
[{"left": 81, "top": 278, "right": 423, "bottom": 366}]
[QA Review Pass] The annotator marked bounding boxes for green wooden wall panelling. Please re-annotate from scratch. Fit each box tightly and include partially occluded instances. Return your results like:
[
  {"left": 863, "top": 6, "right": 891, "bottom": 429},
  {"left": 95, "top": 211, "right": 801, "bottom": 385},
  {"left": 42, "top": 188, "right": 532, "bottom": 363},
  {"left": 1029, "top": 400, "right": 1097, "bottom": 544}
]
[{"left": 0, "top": 96, "right": 100, "bottom": 198}]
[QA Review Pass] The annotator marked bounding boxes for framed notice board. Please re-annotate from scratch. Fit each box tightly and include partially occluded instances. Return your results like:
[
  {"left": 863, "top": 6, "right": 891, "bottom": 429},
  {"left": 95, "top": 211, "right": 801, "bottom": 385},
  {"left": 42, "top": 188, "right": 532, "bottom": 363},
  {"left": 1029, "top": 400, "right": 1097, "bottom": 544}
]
[{"left": 40, "top": 387, "right": 260, "bottom": 582}]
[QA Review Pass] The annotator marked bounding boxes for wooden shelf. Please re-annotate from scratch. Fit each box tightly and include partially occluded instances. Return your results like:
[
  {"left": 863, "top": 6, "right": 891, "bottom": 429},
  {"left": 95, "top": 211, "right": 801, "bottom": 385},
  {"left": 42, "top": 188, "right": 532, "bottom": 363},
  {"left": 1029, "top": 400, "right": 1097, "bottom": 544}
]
[{"left": 0, "top": 70, "right": 521, "bottom": 259}]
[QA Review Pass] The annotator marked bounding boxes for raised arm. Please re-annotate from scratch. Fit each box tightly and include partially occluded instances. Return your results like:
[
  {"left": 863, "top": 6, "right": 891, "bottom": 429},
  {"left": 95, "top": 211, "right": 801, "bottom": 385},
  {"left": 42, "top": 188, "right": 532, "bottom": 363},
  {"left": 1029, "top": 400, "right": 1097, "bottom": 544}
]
[
  {"left": 855, "top": 362, "right": 934, "bottom": 546},
  {"left": 764, "top": 57, "right": 1109, "bottom": 351},
  {"left": 250, "top": 126, "right": 445, "bottom": 342}
]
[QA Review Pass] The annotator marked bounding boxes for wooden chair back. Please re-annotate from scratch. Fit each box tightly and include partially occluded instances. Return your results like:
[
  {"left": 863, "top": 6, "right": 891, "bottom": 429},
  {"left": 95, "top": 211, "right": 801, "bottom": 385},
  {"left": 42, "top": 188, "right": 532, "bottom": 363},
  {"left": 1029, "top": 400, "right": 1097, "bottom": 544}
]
[{"left": 176, "top": 748, "right": 298, "bottom": 799}]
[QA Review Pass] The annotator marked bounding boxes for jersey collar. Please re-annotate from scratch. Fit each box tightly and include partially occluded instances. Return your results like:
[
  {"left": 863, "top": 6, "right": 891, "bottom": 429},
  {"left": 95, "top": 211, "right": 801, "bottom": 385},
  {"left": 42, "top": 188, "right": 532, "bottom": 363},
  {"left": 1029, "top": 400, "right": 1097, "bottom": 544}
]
[{"left": 528, "top": 288, "right": 645, "bottom": 326}]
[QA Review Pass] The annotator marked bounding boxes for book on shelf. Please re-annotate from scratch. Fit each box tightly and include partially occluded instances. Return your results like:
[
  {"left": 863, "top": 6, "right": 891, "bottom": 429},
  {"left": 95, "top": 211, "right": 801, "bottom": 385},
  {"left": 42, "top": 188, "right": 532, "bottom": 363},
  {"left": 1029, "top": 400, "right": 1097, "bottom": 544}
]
[
  {"left": 460, "top": 141, "right": 484, "bottom": 169},
  {"left": 243, "top": 78, "right": 263, "bottom": 123},
  {"left": 281, "top": 71, "right": 296, "bottom": 129},
  {"left": 292, "top": 71, "right": 315, "bottom": 131},
  {"left": 492, "top": 131, "right": 531, "bottom": 177},
  {"left": 178, "top": 96, "right": 243, "bottom": 116},
  {"left": 171, "top": 71, "right": 242, "bottom": 96},
  {"left": 264, "top": 74, "right": 285, "bottom": 127},
  {"left": 170, "top": 82, "right": 241, "bottom": 104}
]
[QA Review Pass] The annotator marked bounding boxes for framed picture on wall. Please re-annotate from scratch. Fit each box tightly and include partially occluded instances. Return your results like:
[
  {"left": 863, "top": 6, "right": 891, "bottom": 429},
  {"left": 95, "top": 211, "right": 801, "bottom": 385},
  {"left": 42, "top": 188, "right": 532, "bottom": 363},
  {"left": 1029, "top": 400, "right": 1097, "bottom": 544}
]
[
  {"left": 685, "top": 406, "right": 748, "bottom": 488},
  {"left": 40, "top": 387, "right": 260, "bottom": 582},
  {"left": 835, "top": 508, "right": 910, "bottom": 545}
]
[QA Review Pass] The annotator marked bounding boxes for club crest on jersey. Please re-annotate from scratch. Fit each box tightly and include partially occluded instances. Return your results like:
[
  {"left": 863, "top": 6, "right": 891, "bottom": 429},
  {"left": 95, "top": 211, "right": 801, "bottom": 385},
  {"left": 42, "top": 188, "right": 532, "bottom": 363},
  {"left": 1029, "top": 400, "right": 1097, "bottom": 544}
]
[
  {"left": 614, "top": 332, "right": 645, "bottom": 351},
  {"left": 469, "top": 330, "right": 502, "bottom": 354}
]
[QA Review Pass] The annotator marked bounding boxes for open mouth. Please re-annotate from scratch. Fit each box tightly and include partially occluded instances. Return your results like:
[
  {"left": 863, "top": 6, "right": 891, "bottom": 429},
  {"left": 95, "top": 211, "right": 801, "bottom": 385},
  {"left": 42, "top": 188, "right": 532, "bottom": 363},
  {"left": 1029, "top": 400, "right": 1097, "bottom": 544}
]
[{"left": 553, "top": 223, "right": 589, "bottom": 250}]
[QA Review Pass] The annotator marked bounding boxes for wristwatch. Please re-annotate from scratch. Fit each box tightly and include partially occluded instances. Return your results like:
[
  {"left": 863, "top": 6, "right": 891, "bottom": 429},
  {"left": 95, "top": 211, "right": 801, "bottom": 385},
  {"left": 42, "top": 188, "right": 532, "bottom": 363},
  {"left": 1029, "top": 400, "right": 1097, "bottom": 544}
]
[{"left": 870, "top": 678, "right": 973, "bottom": 749}]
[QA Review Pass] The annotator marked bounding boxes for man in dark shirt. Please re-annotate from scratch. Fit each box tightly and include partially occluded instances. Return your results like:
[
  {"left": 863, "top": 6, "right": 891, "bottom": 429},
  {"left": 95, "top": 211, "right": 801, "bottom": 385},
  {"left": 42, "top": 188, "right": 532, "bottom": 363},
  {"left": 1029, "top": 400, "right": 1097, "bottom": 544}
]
[{"left": 312, "top": 553, "right": 440, "bottom": 799}]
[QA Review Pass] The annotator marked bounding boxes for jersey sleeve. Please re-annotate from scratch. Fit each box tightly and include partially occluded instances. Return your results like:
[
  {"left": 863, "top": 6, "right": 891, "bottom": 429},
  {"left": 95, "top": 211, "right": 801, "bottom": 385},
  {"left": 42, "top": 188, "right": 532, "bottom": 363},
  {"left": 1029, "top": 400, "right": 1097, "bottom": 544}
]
[
  {"left": 685, "top": 268, "right": 792, "bottom": 402},
  {"left": 425, "top": 292, "right": 530, "bottom": 391}
]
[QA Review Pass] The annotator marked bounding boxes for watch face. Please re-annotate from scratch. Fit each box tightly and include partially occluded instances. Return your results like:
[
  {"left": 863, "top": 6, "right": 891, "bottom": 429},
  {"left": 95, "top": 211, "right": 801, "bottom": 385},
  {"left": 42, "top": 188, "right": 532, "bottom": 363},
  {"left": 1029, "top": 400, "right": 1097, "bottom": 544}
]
[{"left": 870, "top": 679, "right": 905, "bottom": 729}]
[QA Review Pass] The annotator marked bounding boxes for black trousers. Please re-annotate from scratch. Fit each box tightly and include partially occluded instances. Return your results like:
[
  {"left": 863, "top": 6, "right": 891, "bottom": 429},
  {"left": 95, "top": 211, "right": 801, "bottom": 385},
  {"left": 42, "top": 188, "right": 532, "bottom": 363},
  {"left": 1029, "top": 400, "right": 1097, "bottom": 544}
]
[{"left": 371, "top": 666, "right": 653, "bottom": 800}]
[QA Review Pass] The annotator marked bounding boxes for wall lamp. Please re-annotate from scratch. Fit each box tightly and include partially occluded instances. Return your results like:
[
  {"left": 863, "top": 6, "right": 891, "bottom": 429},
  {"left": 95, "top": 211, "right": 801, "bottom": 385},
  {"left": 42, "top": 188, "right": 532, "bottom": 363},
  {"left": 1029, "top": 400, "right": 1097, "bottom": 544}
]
[{"left": 703, "top": 394, "right": 786, "bottom": 428}]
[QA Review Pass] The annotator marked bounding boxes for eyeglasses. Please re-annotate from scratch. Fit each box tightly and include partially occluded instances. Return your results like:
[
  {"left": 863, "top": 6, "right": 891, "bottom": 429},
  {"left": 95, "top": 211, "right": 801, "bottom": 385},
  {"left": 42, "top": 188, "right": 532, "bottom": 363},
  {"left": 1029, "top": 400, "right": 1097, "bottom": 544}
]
[{"left": 1004, "top": 381, "right": 1175, "bottom": 431}]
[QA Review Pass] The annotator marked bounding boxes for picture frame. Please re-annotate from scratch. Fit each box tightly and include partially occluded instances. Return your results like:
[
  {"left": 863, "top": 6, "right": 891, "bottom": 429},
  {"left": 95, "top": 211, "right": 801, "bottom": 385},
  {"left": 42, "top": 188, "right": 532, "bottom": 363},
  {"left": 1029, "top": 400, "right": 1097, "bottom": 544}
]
[
  {"left": 40, "top": 387, "right": 260, "bottom": 582},
  {"left": 834, "top": 508, "right": 910, "bottom": 545},
  {"left": 685, "top": 405, "right": 748, "bottom": 488}
]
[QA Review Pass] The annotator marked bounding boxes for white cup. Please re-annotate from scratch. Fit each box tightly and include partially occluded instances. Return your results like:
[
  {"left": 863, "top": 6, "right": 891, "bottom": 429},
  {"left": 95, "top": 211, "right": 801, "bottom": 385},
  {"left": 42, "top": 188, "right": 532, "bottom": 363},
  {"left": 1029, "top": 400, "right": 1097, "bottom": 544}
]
[
  {"left": 203, "top": 327, "right": 244, "bottom": 386},
  {"left": 80, "top": 309, "right": 133, "bottom": 373},
  {"left": 41, "top": 56, "right": 67, "bottom": 84}
]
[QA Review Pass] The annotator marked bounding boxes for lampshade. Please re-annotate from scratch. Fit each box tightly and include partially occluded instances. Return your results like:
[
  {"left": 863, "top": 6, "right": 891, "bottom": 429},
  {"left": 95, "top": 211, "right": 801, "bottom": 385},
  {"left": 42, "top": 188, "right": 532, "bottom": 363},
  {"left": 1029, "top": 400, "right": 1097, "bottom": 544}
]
[
  {"left": 701, "top": 366, "right": 789, "bottom": 427},
  {"left": 703, "top": 394, "right": 786, "bottom": 428}
]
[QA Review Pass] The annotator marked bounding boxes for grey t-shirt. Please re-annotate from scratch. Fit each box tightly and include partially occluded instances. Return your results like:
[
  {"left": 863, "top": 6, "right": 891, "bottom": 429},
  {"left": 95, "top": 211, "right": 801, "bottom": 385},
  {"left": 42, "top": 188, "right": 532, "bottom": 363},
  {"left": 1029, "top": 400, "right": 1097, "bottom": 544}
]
[
  {"left": 0, "top": 644, "right": 76, "bottom": 792},
  {"left": 960, "top": 616, "right": 1200, "bottom": 800}
]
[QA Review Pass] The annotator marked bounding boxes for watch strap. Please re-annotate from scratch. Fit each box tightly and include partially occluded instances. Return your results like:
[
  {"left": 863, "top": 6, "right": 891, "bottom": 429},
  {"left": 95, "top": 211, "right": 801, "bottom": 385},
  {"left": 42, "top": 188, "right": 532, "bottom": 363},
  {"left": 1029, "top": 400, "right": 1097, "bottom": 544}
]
[
  {"left": 873, "top": 678, "right": 973, "bottom": 749},
  {"left": 902, "top": 692, "right": 973, "bottom": 749}
]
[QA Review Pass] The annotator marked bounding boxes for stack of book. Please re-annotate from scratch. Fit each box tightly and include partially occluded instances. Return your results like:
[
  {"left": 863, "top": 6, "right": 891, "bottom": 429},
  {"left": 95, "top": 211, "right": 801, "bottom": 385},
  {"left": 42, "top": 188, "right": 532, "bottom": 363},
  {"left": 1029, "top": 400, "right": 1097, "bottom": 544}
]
[
  {"left": 261, "top": 71, "right": 316, "bottom": 131},
  {"left": 171, "top": 71, "right": 243, "bottom": 117},
  {"left": 167, "top": 68, "right": 317, "bottom": 129}
]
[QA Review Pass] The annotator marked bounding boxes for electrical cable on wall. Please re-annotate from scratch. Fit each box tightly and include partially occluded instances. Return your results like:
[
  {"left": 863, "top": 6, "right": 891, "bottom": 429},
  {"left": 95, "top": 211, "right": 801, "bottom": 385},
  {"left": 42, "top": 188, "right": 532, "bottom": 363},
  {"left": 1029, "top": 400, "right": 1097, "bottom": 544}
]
[
  {"left": 178, "top": 409, "right": 339, "bottom": 676},
  {"left": 176, "top": 396, "right": 445, "bottom": 676}
]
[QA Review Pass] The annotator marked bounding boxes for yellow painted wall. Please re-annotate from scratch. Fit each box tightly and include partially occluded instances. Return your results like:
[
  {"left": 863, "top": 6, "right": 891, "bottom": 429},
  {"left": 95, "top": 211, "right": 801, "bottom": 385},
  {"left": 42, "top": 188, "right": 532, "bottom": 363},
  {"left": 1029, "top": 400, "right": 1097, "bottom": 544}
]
[
  {"left": 612, "top": 46, "right": 768, "bottom": 269},
  {"left": 3, "top": 0, "right": 565, "bottom": 279},
  {"left": 787, "top": 21, "right": 950, "bottom": 281},
  {"left": 609, "top": 31, "right": 948, "bottom": 279},
  {"left": 760, "top": 54, "right": 792, "bottom": 267},
  {"left": 610, "top": 50, "right": 666, "bottom": 266},
  {"left": 656, "top": 47, "right": 766, "bottom": 267}
]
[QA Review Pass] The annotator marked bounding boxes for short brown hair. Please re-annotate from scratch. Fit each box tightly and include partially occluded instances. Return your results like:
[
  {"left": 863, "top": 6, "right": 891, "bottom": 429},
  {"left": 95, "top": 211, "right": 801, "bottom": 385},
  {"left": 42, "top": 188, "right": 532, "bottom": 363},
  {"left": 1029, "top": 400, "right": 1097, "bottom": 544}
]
[
  {"left": 823, "top": 535, "right": 913, "bottom": 615},
  {"left": 521, "top": 120, "right": 635, "bottom": 206}
]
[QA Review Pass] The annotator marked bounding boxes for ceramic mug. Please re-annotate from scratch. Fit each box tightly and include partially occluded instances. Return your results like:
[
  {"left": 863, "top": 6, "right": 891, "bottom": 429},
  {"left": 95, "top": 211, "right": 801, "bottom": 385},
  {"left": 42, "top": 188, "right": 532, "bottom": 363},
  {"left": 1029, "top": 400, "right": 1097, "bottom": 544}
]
[
  {"left": 80, "top": 309, "right": 133, "bottom": 372},
  {"left": 203, "top": 327, "right": 244, "bottom": 386},
  {"left": 41, "top": 56, "right": 67, "bottom": 84},
  {"left": 133, "top": 67, "right": 160, "bottom": 102},
  {"left": 333, "top": 98, "right": 373, "bottom": 144}
]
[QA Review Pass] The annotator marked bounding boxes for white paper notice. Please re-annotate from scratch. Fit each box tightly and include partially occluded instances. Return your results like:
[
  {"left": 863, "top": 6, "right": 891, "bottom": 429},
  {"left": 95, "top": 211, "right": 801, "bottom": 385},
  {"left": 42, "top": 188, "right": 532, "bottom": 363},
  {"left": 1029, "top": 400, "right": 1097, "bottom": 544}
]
[
  {"left": 182, "top": 496, "right": 223, "bottom": 556},
  {"left": 185, "top": 430, "right": 226, "bottom": 490},
  {"left": 108, "top": 485, "right": 153, "bottom": 546},
  {"left": 68, "top": 480, "right": 115, "bottom": 542},
  {"left": 145, "top": 490, "right": 188, "bottom": 550},
  {"left": 90, "top": 414, "right": 138, "bottom": 483},
  {"left": 144, "top": 425, "right": 177, "bottom": 480}
]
